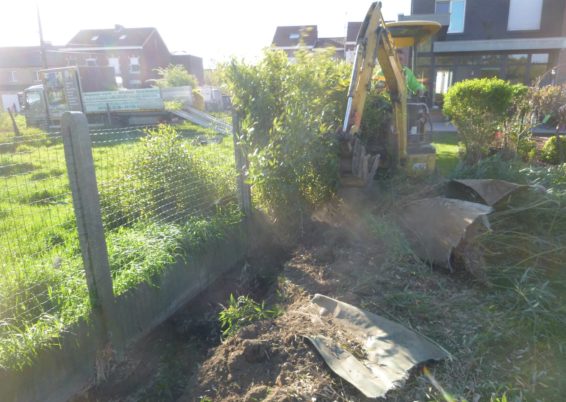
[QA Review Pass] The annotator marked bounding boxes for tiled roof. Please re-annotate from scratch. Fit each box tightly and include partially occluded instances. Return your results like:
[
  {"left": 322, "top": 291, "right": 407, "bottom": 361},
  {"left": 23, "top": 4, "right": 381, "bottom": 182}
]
[{"left": 67, "top": 26, "right": 156, "bottom": 48}]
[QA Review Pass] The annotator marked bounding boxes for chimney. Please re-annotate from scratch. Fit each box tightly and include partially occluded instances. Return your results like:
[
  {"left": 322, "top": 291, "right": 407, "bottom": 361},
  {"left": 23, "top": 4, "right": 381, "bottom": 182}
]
[{"left": 115, "top": 24, "right": 125, "bottom": 32}]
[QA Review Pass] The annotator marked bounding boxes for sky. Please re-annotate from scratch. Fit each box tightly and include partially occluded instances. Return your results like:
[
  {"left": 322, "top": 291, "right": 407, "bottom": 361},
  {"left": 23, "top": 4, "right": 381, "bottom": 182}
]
[{"left": 0, "top": 0, "right": 411, "bottom": 68}]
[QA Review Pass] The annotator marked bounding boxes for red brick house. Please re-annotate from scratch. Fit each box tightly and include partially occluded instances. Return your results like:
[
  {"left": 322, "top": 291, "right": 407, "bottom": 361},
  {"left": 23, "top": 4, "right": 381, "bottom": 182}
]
[{"left": 64, "top": 25, "right": 203, "bottom": 88}]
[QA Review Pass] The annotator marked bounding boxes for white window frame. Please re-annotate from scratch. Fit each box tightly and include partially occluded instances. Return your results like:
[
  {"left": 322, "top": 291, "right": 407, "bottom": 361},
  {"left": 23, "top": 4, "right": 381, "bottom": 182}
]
[
  {"left": 447, "top": 0, "right": 466, "bottom": 34},
  {"left": 34, "top": 70, "right": 41, "bottom": 82},
  {"left": 129, "top": 56, "right": 140, "bottom": 74},
  {"left": 8, "top": 71, "right": 17, "bottom": 83},
  {"left": 108, "top": 57, "right": 121, "bottom": 75},
  {"left": 507, "top": 0, "right": 543, "bottom": 31}
]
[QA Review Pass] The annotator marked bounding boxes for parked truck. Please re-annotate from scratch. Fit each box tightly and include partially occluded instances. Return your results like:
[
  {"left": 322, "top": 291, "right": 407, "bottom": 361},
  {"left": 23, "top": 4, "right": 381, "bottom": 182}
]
[{"left": 20, "top": 66, "right": 176, "bottom": 129}]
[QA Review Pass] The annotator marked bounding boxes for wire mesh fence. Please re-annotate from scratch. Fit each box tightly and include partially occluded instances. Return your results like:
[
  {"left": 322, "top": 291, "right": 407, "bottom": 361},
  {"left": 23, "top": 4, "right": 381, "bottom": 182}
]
[
  {"left": 0, "top": 120, "right": 240, "bottom": 369},
  {"left": 0, "top": 129, "right": 88, "bottom": 368},
  {"left": 91, "top": 124, "right": 239, "bottom": 295}
]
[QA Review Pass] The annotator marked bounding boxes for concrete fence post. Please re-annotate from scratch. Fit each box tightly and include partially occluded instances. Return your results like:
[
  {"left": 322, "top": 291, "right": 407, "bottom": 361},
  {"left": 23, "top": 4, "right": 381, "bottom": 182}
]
[
  {"left": 61, "top": 112, "right": 116, "bottom": 351},
  {"left": 232, "top": 111, "right": 252, "bottom": 216}
]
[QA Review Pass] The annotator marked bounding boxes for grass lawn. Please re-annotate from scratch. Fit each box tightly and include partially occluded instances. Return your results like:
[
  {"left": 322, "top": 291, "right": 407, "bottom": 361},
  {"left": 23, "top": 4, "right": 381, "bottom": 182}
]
[
  {"left": 433, "top": 131, "right": 460, "bottom": 176},
  {"left": 0, "top": 123, "right": 240, "bottom": 370}
]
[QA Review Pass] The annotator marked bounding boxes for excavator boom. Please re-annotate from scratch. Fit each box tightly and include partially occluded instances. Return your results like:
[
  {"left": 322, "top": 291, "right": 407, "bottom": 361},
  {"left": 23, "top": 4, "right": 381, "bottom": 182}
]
[{"left": 340, "top": 2, "right": 440, "bottom": 186}]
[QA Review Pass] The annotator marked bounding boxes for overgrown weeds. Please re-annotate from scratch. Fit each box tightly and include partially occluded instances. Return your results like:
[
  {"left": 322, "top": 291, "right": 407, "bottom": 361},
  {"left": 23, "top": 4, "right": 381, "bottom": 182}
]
[
  {"left": 219, "top": 294, "right": 280, "bottom": 338},
  {"left": 443, "top": 156, "right": 566, "bottom": 400}
]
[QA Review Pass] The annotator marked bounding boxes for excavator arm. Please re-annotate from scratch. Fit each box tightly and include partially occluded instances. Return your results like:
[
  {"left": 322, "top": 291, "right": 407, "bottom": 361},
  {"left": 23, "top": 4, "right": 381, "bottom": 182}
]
[
  {"left": 341, "top": 2, "right": 406, "bottom": 186},
  {"left": 340, "top": 2, "right": 439, "bottom": 186}
]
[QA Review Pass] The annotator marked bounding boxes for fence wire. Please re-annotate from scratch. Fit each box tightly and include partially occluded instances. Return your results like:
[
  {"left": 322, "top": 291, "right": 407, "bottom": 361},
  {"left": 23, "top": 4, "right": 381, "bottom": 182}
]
[
  {"left": 0, "top": 130, "right": 88, "bottom": 366},
  {"left": 90, "top": 124, "right": 239, "bottom": 293},
  {"left": 0, "top": 121, "right": 239, "bottom": 368}
]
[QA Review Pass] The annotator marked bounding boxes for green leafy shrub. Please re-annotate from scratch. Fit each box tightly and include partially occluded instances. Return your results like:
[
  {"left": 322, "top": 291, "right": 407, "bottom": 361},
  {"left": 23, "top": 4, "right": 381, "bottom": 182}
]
[
  {"left": 223, "top": 49, "right": 349, "bottom": 237},
  {"left": 154, "top": 64, "right": 198, "bottom": 88},
  {"left": 219, "top": 294, "right": 280, "bottom": 338},
  {"left": 443, "top": 78, "right": 525, "bottom": 164},
  {"left": 99, "top": 125, "right": 218, "bottom": 228},
  {"left": 541, "top": 135, "right": 566, "bottom": 165},
  {"left": 360, "top": 89, "right": 392, "bottom": 153}
]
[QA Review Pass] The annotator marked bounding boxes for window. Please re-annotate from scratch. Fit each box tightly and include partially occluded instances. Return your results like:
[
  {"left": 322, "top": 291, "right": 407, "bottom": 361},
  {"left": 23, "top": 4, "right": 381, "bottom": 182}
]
[
  {"left": 506, "top": 54, "right": 528, "bottom": 83},
  {"left": 507, "top": 54, "right": 528, "bottom": 64},
  {"left": 119, "top": 34, "right": 127, "bottom": 40},
  {"left": 108, "top": 57, "right": 121, "bottom": 75},
  {"left": 289, "top": 33, "right": 300, "bottom": 40},
  {"left": 85, "top": 58, "right": 97, "bottom": 67},
  {"left": 129, "top": 57, "right": 140, "bottom": 73},
  {"left": 531, "top": 53, "right": 549, "bottom": 64},
  {"left": 91, "top": 35, "right": 99, "bottom": 41},
  {"left": 8, "top": 71, "right": 17, "bottom": 82},
  {"left": 416, "top": 56, "right": 432, "bottom": 66},
  {"left": 479, "top": 68, "right": 500, "bottom": 78},
  {"left": 417, "top": 37, "right": 432, "bottom": 53},
  {"left": 435, "top": 0, "right": 450, "bottom": 14},
  {"left": 435, "top": 55, "right": 460, "bottom": 65},
  {"left": 448, "top": 0, "right": 466, "bottom": 34},
  {"left": 530, "top": 53, "right": 549, "bottom": 83},
  {"left": 435, "top": 70, "right": 453, "bottom": 94},
  {"left": 34, "top": 71, "right": 41, "bottom": 82},
  {"left": 508, "top": 0, "right": 543, "bottom": 31}
]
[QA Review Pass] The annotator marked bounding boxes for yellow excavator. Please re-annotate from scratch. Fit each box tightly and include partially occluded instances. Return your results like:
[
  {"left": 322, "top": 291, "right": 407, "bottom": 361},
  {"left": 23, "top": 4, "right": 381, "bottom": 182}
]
[{"left": 340, "top": 2, "right": 441, "bottom": 186}]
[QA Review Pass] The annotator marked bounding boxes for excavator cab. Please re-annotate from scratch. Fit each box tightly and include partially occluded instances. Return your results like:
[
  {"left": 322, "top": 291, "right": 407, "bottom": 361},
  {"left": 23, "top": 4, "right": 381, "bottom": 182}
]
[{"left": 340, "top": 2, "right": 440, "bottom": 186}]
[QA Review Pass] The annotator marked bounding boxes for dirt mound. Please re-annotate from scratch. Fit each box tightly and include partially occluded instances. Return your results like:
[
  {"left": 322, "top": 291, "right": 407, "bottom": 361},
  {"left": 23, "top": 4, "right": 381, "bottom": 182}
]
[{"left": 181, "top": 208, "right": 391, "bottom": 401}]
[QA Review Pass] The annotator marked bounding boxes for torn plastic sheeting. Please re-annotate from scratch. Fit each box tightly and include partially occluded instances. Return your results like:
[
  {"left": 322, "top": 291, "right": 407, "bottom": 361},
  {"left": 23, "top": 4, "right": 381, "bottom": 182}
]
[
  {"left": 305, "top": 294, "right": 449, "bottom": 399},
  {"left": 399, "top": 197, "right": 492, "bottom": 270},
  {"left": 447, "top": 179, "right": 528, "bottom": 207}
]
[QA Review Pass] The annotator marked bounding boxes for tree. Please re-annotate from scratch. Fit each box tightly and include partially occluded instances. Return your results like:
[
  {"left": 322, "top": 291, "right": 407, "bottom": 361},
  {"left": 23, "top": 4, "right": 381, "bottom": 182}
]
[{"left": 154, "top": 64, "right": 198, "bottom": 88}]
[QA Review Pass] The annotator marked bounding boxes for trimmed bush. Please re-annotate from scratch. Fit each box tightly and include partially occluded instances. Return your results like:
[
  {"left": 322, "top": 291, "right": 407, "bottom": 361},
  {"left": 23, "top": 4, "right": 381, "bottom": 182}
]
[
  {"left": 443, "top": 78, "right": 526, "bottom": 164},
  {"left": 541, "top": 135, "right": 566, "bottom": 165}
]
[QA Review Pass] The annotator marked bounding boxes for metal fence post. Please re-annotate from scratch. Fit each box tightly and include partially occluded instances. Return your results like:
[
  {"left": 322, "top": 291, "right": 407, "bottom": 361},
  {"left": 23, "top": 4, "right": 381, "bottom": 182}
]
[
  {"left": 232, "top": 111, "right": 252, "bottom": 215},
  {"left": 61, "top": 112, "right": 116, "bottom": 349}
]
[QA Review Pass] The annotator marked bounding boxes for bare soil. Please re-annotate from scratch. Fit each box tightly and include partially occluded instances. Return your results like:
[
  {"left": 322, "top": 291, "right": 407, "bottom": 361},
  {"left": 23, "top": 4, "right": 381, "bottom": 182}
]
[{"left": 73, "top": 185, "right": 515, "bottom": 401}]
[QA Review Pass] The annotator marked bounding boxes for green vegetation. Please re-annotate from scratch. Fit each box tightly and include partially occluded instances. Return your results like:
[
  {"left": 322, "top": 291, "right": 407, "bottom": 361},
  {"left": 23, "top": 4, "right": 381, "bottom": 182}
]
[
  {"left": 219, "top": 294, "right": 280, "bottom": 338},
  {"left": 223, "top": 48, "right": 349, "bottom": 238},
  {"left": 164, "top": 100, "right": 183, "bottom": 111},
  {"left": 541, "top": 135, "right": 566, "bottom": 164},
  {"left": 0, "top": 123, "right": 240, "bottom": 370},
  {"left": 416, "top": 155, "right": 566, "bottom": 398},
  {"left": 432, "top": 132, "right": 459, "bottom": 176},
  {"left": 154, "top": 64, "right": 199, "bottom": 89},
  {"left": 443, "top": 78, "right": 526, "bottom": 164}
]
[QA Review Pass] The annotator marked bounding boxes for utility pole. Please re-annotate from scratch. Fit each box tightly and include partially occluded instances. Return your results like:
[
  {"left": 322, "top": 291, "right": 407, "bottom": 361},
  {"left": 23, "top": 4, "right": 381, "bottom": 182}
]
[{"left": 37, "top": 6, "right": 48, "bottom": 69}]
